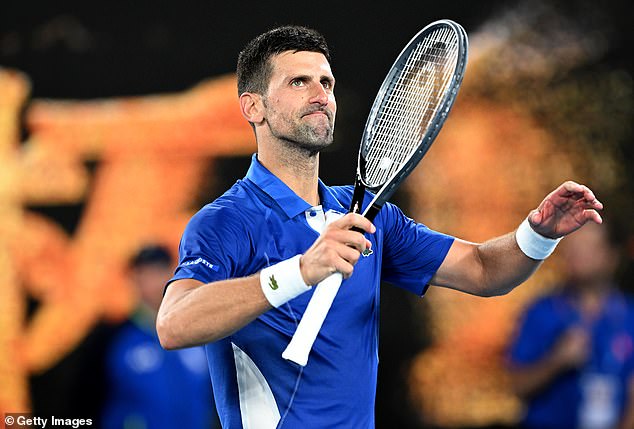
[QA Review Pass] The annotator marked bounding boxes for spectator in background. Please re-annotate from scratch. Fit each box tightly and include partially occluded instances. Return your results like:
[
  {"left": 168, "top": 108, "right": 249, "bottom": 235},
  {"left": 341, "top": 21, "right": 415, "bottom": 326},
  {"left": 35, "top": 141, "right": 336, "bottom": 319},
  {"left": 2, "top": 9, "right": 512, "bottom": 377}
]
[
  {"left": 508, "top": 221, "right": 634, "bottom": 429},
  {"left": 102, "top": 245, "right": 218, "bottom": 429}
]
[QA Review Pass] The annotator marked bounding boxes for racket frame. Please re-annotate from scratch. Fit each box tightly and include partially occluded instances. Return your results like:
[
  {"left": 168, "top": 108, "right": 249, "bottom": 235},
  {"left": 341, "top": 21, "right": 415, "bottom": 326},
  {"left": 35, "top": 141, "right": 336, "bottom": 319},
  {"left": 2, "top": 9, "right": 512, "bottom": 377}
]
[{"left": 348, "top": 19, "right": 468, "bottom": 220}]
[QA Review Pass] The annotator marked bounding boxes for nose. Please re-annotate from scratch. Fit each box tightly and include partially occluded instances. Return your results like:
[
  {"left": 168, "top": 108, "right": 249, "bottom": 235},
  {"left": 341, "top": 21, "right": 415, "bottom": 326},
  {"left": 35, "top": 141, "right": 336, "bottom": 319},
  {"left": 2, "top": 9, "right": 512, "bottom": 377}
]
[{"left": 309, "top": 83, "right": 330, "bottom": 106}]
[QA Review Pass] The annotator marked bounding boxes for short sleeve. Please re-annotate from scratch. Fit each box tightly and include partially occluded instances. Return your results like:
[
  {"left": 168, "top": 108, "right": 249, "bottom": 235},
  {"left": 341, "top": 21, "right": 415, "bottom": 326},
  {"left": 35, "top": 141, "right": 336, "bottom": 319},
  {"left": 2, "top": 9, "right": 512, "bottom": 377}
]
[
  {"left": 380, "top": 202, "right": 454, "bottom": 295},
  {"left": 167, "top": 204, "right": 247, "bottom": 288}
]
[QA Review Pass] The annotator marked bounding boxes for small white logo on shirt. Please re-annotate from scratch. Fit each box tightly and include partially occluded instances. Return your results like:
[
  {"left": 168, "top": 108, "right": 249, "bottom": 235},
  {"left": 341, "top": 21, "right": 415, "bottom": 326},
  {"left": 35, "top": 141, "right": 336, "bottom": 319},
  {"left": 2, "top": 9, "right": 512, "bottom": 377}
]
[{"left": 181, "top": 257, "right": 219, "bottom": 271}]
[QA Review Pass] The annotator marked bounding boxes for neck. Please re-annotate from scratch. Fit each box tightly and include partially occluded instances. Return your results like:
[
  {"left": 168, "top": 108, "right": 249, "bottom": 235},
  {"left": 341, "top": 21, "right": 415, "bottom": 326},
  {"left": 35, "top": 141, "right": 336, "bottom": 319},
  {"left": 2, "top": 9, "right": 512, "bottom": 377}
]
[
  {"left": 570, "top": 278, "right": 612, "bottom": 296},
  {"left": 578, "top": 290, "right": 608, "bottom": 321},
  {"left": 257, "top": 140, "right": 321, "bottom": 206},
  {"left": 569, "top": 280, "right": 612, "bottom": 320}
]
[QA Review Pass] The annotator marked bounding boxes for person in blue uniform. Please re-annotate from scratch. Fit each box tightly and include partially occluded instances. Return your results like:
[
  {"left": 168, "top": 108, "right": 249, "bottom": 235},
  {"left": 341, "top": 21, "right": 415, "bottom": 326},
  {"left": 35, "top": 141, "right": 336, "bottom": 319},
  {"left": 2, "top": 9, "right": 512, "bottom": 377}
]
[
  {"left": 102, "top": 245, "right": 217, "bottom": 429},
  {"left": 508, "top": 222, "right": 634, "bottom": 429},
  {"left": 156, "top": 26, "right": 604, "bottom": 428}
]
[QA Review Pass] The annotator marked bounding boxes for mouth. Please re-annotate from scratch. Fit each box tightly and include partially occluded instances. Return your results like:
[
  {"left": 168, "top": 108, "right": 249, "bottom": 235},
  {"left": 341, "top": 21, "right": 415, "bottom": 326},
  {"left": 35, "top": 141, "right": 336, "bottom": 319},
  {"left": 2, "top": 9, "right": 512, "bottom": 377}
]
[{"left": 302, "top": 109, "right": 332, "bottom": 121}]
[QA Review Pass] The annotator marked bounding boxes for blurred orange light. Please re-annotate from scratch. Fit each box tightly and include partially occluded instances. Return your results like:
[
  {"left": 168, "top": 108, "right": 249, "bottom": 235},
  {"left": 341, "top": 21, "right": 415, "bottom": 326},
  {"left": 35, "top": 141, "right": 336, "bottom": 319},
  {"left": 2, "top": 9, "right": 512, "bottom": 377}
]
[{"left": 0, "top": 69, "right": 254, "bottom": 414}]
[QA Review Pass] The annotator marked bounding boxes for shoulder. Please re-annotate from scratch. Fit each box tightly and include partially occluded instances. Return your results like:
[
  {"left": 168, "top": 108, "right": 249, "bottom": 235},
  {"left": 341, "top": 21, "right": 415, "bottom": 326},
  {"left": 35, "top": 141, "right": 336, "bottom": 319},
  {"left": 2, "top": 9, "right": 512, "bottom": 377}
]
[
  {"left": 518, "top": 292, "right": 567, "bottom": 325},
  {"left": 610, "top": 289, "right": 634, "bottom": 308},
  {"left": 185, "top": 180, "right": 258, "bottom": 234},
  {"left": 328, "top": 185, "right": 354, "bottom": 199},
  {"left": 327, "top": 184, "right": 437, "bottom": 231},
  {"left": 378, "top": 200, "right": 425, "bottom": 231},
  {"left": 525, "top": 293, "right": 561, "bottom": 312}
]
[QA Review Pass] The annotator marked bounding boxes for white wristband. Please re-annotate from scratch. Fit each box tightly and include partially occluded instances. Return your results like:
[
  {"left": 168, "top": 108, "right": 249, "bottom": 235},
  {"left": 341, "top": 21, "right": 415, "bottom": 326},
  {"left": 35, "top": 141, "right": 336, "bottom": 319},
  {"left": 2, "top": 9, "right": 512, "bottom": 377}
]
[
  {"left": 515, "top": 218, "right": 562, "bottom": 260},
  {"left": 260, "top": 255, "right": 311, "bottom": 308}
]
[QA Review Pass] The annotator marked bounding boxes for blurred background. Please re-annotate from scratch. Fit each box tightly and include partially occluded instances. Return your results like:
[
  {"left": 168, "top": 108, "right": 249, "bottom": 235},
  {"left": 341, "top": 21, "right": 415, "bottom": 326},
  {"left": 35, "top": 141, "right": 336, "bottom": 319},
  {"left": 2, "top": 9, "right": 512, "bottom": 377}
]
[{"left": 1, "top": 0, "right": 632, "bottom": 428}]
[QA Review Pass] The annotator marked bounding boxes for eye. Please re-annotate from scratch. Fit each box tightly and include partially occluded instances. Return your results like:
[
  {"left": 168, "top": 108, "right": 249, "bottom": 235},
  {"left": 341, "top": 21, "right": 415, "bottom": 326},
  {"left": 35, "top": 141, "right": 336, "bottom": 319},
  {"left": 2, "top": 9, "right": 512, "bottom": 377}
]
[
  {"left": 290, "top": 79, "right": 305, "bottom": 87},
  {"left": 321, "top": 79, "right": 333, "bottom": 90}
]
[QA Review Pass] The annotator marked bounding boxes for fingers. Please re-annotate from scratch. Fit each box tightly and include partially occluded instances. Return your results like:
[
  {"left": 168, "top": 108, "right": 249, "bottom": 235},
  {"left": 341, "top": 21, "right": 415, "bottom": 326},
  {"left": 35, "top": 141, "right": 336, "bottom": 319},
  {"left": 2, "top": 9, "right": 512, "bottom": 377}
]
[
  {"left": 331, "top": 242, "right": 363, "bottom": 277},
  {"left": 583, "top": 209, "right": 603, "bottom": 225},
  {"left": 560, "top": 181, "right": 603, "bottom": 209},
  {"left": 332, "top": 213, "right": 376, "bottom": 234},
  {"left": 323, "top": 213, "right": 375, "bottom": 266},
  {"left": 561, "top": 180, "right": 589, "bottom": 196},
  {"left": 529, "top": 181, "right": 604, "bottom": 238},
  {"left": 326, "top": 228, "right": 372, "bottom": 254},
  {"left": 300, "top": 213, "right": 376, "bottom": 284},
  {"left": 554, "top": 327, "right": 590, "bottom": 369}
]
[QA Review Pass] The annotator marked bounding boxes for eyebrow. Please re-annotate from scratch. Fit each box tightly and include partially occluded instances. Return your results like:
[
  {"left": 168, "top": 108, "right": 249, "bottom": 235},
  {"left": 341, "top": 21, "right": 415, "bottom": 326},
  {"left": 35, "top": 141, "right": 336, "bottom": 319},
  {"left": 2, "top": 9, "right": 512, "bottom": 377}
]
[
  {"left": 321, "top": 75, "right": 335, "bottom": 86},
  {"left": 287, "top": 74, "right": 335, "bottom": 84}
]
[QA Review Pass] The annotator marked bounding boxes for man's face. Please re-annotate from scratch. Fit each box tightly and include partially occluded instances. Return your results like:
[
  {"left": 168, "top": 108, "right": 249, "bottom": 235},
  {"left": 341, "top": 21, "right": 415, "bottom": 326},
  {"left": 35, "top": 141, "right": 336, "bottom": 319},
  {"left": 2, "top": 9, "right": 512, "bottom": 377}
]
[
  {"left": 133, "top": 264, "right": 173, "bottom": 313},
  {"left": 561, "top": 223, "right": 617, "bottom": 286},
  {"left": 261, "top": 50, "right": 336, "bottom": 152}
]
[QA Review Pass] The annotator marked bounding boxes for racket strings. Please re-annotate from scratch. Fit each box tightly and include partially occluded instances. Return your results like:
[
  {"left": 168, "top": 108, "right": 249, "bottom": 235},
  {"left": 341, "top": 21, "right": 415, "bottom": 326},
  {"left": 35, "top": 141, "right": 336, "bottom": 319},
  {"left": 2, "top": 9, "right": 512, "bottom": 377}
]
[
  {"left": 364, "top": 26, "right": 460, "bottom": 187},
  {"left": 368, "top": 28, "right": 456, "bottom": 183}
]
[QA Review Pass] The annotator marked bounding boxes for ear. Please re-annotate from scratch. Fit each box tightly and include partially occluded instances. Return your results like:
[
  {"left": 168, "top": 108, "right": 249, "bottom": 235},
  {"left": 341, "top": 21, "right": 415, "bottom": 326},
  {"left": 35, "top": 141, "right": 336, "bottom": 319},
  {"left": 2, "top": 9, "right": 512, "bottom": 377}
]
[{"left": 239, "top": 92, "right": 264, "bottom": 125}]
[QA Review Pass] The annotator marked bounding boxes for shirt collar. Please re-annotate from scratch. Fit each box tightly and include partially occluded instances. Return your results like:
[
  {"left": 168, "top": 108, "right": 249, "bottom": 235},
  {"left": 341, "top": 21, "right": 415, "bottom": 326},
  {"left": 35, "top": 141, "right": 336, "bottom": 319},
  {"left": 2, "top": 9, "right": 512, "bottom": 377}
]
[{"left": 245, "top": 154, "right": 346, "bottom": 219}]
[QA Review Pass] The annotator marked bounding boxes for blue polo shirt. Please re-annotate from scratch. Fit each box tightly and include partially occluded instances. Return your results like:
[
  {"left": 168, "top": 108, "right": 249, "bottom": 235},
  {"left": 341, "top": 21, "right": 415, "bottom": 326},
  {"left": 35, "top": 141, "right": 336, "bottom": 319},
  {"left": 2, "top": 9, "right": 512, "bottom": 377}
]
[
  {"left": 102, "top": 312, "right": 216, "bottom": 429},
  {"left": 169, "top": 154, "right": 454, "bottom": 428},
  {"left": 509, "top": 289, "right": 634, "bottom": 429}
]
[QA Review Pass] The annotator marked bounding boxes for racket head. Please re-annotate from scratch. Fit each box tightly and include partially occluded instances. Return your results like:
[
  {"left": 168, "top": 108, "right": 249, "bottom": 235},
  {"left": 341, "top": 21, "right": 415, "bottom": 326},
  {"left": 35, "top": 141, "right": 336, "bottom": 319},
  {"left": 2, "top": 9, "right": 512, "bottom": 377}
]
[{"left": 357, "top": 19, "right": 468, "bottom": 204}]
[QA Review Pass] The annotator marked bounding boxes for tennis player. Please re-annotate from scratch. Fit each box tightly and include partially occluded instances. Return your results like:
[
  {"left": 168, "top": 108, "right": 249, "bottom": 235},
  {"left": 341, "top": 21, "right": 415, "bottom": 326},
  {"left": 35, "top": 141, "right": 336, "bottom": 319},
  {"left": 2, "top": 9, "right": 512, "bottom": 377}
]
[{"left": 157, "top": 26, "right": 603, "bottom": 428}]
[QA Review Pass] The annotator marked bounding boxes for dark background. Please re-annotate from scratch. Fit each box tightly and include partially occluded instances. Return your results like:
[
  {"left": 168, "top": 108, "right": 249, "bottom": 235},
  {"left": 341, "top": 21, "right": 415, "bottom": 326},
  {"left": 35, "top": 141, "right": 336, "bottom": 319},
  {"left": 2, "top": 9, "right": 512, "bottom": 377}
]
[{"left": 2, "top": 0, "right": 632, "bottom": 427}]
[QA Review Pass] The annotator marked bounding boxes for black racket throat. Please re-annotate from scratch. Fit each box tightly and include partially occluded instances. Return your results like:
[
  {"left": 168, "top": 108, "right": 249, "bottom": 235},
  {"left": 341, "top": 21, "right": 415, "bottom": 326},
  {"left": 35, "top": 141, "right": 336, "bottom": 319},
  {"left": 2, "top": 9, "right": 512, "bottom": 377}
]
[
  {"left": 348, "top": 178, "right": 382, "bottom": 234},
  {"left": 349, "top": 177, "right": 366, "bottom": 214}
]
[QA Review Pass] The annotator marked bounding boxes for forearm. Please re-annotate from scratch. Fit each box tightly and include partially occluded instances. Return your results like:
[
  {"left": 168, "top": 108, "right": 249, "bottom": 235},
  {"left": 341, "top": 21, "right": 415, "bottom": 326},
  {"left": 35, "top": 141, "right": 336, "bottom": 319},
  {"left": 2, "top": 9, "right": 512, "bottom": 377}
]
[
  {"left": 433, "top": 233, "right": 542, "bottom": 297},
  {"left": 157, "top": 275, "right": 272, "bottom": 349},
  {"left": 474, "top": 232, "right": 542, "bottom": 296},
  {"left": 432, "top": 181, "right": 602, "bottom": 296}
]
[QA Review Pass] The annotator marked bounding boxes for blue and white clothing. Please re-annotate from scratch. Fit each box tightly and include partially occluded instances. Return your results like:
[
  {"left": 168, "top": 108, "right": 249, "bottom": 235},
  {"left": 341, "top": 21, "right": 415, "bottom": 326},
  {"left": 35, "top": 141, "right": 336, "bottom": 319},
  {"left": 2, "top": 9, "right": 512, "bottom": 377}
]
[
  {"left": 102, "top": 311, "right": 216, "bottom": 429},
  {"left": 168, "top": 154, "right": 454, "bottom": 428},
  {"left": 509, "top": 289, "right": 634, "bottom": 429}
]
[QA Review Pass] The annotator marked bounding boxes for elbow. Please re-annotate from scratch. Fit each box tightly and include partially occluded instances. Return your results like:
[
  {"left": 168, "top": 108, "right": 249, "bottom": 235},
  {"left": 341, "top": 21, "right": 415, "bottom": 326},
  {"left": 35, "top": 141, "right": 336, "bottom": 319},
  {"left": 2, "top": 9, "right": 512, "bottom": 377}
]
[
  {"left": 462, "top": 275, "right": 518, "bottom": 297},
  {"left": 156, "top": 313, "right": 184, "bottom": 350},
  {"left": 481, "top": 276, "right": 530, "bottom": 297},
  {"left": 471, "top": 251, "right": 517, "bottom": 297},
  {"left": 156, "top": 309, "right": 222, "bottom": 349},
  {"left": 477, "top": 284, "right": 515, "bottom": 297},
  {"left": 472, "top": 262, "right": 524, "bottom": 297}
]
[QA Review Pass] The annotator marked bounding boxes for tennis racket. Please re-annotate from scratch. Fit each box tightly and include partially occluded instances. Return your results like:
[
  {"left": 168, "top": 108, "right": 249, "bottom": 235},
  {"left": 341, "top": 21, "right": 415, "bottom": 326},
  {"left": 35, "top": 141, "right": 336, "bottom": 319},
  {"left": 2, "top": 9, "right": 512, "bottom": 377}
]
[{"left": 282, "top": 19, "right": 468, "bottom": 366}]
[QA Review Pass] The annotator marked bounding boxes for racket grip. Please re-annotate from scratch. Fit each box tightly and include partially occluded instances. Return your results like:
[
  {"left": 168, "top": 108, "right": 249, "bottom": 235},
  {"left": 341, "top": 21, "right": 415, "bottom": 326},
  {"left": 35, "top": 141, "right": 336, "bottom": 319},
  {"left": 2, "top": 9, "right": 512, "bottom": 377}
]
[{"left": 282, "top": 272, "right": 343, "bottom": 366}]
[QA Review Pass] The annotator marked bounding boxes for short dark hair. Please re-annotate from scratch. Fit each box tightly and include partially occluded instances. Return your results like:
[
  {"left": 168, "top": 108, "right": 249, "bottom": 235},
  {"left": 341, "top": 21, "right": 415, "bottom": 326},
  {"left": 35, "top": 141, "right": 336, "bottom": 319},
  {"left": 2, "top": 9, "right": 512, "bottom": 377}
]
[
  {"left": 237, "top": 25, "right": 331, "bottom": 96},
  {"left": 129, "top": 244, "right": 173, "bottom": 269}
]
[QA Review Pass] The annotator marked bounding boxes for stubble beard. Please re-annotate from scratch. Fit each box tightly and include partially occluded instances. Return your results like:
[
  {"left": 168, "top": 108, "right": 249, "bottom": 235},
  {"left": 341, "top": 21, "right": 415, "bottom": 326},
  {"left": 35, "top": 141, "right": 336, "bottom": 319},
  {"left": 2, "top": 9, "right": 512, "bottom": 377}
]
[{"left": 265, "top": 104, "right": 335, "bottom": 156}]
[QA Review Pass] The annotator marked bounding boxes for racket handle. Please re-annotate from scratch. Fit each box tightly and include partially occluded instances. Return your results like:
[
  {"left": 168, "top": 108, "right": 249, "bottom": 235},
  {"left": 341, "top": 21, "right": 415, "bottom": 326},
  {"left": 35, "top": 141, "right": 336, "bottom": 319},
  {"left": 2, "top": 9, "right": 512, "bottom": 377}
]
[{"left": 282, "top": 272, "right": 343, "bottom": 366}]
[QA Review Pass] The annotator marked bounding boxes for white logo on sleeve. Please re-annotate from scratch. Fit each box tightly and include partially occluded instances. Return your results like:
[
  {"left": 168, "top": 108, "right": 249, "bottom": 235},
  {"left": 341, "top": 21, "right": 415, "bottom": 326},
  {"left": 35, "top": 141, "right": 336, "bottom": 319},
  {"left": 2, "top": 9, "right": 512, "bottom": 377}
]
[{"left": 181, "top": 257, "right": 219, "bottom": 272}]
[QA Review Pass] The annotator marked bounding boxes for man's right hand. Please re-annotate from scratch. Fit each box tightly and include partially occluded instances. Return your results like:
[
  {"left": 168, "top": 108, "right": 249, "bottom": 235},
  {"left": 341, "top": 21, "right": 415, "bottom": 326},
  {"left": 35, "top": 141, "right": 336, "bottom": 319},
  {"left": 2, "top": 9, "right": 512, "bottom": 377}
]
[
  {"left": 299, "top": 213, "right": 375, "bottom": 285},
  {"left": 551, "top": 327, "right": 590, "bottom": 369}
]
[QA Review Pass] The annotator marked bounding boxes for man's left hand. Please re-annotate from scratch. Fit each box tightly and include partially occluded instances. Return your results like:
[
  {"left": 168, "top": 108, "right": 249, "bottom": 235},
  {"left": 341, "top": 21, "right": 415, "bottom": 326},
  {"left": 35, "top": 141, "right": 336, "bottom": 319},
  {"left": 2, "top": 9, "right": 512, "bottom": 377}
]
[{"left": 528, "top": 181, "right": 603, "bottom": 239}]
